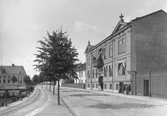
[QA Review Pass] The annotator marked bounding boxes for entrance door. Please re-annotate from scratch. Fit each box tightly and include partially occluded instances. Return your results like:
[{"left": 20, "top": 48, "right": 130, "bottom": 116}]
[{"left": 144, "top": 80, "right": 149, "bottom": 96}]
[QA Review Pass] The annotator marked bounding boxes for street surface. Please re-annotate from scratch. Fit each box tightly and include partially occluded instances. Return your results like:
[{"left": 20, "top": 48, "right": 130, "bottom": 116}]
[
  {"left": 1, "top": 85, "right": 167, "bottom": 116},
  {"left": 0, "top": 85, "right": 72, "bottom": 116},
  {"left": 60, "top": 87, "right": 167, "bottom": 116}
]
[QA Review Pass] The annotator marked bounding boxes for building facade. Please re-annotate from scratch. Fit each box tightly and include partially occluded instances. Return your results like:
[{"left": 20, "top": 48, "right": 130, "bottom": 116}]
[
  {"left": 0, "top": 64, "right": 27, "bottom": 89},
  {"left": 74, "top": 63, "right": 86, "bottom": 84},
  {"left": 85, "top": 10, "right": 167, "bottom": 97}
]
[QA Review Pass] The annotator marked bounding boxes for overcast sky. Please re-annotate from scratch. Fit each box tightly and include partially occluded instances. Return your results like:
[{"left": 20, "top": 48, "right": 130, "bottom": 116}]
[{"left": 0, "top": 0, "right": 167, "bottom": 77}]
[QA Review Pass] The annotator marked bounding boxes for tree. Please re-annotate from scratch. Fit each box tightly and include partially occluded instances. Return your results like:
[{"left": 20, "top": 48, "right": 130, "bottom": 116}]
[
  {"left": 11, "top": 76, "right": 17, "bottom": 87},
  {"left": 34, "top": 28, "right": 79, "bottom": 105},
  {"left": 32, "top": 74, "right": 39, "bottom": 84},
  {"left": 24, "top": 75, "right": 31, "bottom": 85}
]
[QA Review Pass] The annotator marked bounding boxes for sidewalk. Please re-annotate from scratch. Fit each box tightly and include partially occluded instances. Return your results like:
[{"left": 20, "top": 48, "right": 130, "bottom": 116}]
[{"left": 34, "top": 87, "right": 73, "bottom": 116}]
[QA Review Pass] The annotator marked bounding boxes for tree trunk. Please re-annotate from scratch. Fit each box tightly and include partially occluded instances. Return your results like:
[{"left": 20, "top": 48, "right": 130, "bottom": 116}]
[
  {"left": 58, "top": 80, "right": 60, "bottom": 105},
  {"left": 49, "top": 81, "right": 51, "bottom": 91},
  {"left": 53, "top": 80, "right": 56, "bottom": 95}
]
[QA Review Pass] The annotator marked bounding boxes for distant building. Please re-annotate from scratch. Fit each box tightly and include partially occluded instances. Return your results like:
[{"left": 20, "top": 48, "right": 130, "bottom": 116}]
[
  {"left": 85, "top": 10, "right": 167, "bottom": 97},
  {"left": 74, "top": 63, "right": 86, "bottom": 84},
  {"left": 0, "top": 64, "right": 27, "bottom": 89}
]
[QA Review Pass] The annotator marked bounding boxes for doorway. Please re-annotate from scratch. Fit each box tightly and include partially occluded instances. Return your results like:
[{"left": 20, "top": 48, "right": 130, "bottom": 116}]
[{"left": 144, "top": 80, "right": 149, "bottom": 96}]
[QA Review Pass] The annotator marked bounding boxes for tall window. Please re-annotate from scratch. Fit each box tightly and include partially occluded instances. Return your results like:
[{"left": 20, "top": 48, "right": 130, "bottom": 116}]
[
  {"left": 0, "top": 80, "right": 1, "bottom": 83},
  {"left": 92, "top": 69, "right": 94, "bottom": 78},
  {"left": 104, "top": 47, "right": 107, "bottom": 59},
  {"left": 87, "top": 71, "right": 90, "bottom": 78},
  {"left": 3, "top": 79, "right": 5, "bottom": 83},
  {"left": 104, "top": 66, "right": 108, "bottom": 77},
  {"left": 109, "top": 45, "right": 113, "bottom": 57},
  {"left": 87, "top": 56, "right": 91, "bottom": 65},
  {"left": 79, "top": 71, "right": 83, "bottom": 77},
  {"left": 8, "top": 79, "right": 10, "bottom": 83},
  {"left": 118, "top": 38, "right": 125, "bottom": 54},
  {"left": 118, "top": 62, "right": 126, "bottom": 75},
  {"left": 109, "top": 65, "right": 113, "bottom": 76}
]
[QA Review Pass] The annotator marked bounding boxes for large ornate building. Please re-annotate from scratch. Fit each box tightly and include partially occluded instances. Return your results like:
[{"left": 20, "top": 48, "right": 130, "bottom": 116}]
[{"left": 85, "top": 10, "right": 167, "bottom": 97}]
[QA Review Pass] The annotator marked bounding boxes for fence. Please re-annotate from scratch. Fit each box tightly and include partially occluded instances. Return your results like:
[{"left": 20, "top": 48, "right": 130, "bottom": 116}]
[{"left": 62, "top": 83, "right": 86, "bottom": 89}]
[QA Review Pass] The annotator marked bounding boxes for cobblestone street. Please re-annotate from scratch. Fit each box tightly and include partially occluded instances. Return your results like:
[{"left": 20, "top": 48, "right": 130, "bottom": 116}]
[{"left": 61, "top": 87, "right": 167, "bottom": 116}]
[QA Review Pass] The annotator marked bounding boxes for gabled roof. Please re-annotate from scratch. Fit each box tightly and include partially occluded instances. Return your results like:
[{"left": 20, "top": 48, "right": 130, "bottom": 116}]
[
  {"left": 0, "top": 65, "right": 27, "bottom": 75},
  {"left": 112, "top": 13, "right": 128, "bottom": 34},
  {"left": 75, "top": 63, "right": 86, "bottom": 72},
  {"left": 85, "top": 41, "right": 94, "bottom": 53}
]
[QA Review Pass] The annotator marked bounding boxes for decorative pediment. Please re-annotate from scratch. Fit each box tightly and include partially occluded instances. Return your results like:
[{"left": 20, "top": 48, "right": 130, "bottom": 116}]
[
  {"left": 112, "top": 13, "right": 127, "bottom": 34},
  {"left": 85, "top": 41, "right": 94, "bottom": 53}
]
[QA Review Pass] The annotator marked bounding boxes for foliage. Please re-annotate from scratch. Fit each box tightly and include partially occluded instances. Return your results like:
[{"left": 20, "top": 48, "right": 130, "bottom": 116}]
[
  {"left": 11, "top": 76, "right": 17, "bottom": 83},
  {"left": 34, "top": 28, "right": 79, "bottom": 81},
  {"left": 24, "top": 75, "right": 31, "bottom": 85},
  {"left": 32, "top": 74, "right": 39, "bottom": 84}
]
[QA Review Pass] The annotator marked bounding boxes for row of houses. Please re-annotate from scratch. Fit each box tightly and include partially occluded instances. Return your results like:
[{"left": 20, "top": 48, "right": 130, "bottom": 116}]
[{"left": 83, "top": 10, "right": 167, "bottom": 98}]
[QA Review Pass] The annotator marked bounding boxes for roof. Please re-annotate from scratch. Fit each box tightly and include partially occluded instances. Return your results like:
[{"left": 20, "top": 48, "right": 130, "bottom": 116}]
[
  {"left": 75, "top": 63, "right": 86, "bottom": 72},
  {"left": 85, "top": 10, "right": 167, "bottom": 54},
  {"left": 0, "top": 65, "right": 27, "bottom": 75},
  {"left": 132, "top": 9, "right": 166, "bottom": 22}
]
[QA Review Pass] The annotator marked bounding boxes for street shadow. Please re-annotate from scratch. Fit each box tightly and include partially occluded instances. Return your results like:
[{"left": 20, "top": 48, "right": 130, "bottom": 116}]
[
  {"left": 88, "top": 103, "right": 154, "bottom": 109},
  {"left": 70, "top": 94, "right": 109, "bottom": 97}
]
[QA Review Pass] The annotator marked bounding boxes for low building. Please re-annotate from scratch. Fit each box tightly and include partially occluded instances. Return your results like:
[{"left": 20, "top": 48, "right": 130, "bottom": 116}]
[
  {"left": 85, "top": 10, "right": 167, "bottom": 97},
  {"left": 74, "top": 63, "right": 86, "bottom": 84},
  {"left": 0, "top": 64, "right": 27, "bottom": 89}
]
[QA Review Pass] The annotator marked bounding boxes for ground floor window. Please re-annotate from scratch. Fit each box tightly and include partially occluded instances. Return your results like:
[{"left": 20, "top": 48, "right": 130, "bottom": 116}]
[
  {"left": 88, "top": 84, "right": 90, "bottom": 87},
  {"left": 105, "top": 84, "right": 107, "bottom": 89},
  {"left": 110, "top": 84, "right": 112, "bottom": 89},
  {"left": 116, "top": 84, "right": 119, "bottom": 90}
]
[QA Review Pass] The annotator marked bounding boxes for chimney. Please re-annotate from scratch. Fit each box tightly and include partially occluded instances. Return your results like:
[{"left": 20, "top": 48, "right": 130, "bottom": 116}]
[{"left": 12, "top": 64, "right": 15, "bottom": 66}]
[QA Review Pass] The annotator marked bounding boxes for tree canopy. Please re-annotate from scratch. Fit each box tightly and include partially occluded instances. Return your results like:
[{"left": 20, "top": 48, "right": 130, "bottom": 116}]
[
  {"left": 34, "top": 28, "right": 79, "bottom": 81},
  {"left": 24, "top": 75, "right": 31, "bottom": 85},
  {"left": 11, "top": 76, "right": 17, "bottom": 83}
]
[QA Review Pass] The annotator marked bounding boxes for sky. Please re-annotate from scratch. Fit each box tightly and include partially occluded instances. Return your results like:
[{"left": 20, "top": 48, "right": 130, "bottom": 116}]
[{"left": 0, "top": 0, "right": 167, "bottom": 78}]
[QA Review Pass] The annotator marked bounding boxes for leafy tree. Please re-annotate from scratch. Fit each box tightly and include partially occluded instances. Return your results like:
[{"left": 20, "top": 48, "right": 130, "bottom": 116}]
[
  {"left": 24, "top": 75, "right": 31, "bottom": 85},
  {"left": 11, "top": 76, "right": 17, "bottom": 87},
  {"left": 34, "top": 28, "right": 79, "bottom": 105},
  {"left": 32, "top": 74, "right": 39, "bottom": 84}
]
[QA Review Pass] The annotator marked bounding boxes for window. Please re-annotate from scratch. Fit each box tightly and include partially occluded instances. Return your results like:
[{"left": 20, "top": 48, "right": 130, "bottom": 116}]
[
  {"left": 93, "top": 84, "right": 94, "bottom": 88},
  {"left": 79, "top": 71, "right": 83, "bottom": 77},
  {"left": 109, "top": 45, "right": 113, "bottom": 57},
  {"left": 109, "top": 65, "right": 113, "bottom": 77},
  {"left": 87, "top": 71, "right": 90, "bottom": 78},
  {"left": 87, "top": 56, "right": 91, "bottom": 65},
  {"left": 104, "top": 47, "right": 107, "bottom": 59},
  {"left": 105, "top": 84, "right": 107, "bottom": 89},
  {"left": 110, "top": 84, "right": 112, "bottom": 89},
  {"left": 88, "top": 84, "right": 90, "bottom": 87},
  {"left": 8, "top": 79, "right": 10, "bottom": 83},
  {"left": 118, "top": 62, "right": 126, "bottom": 75},
  {"left": 116, "top": 84, "right": 119, "bottom": 90},
  {"left": 118, "top": 38, "right": 125, "bottom": 54},
  {"left": 92, "top": 69, "right": 94, "bottom": 78},
  {"left": 96, "top": 84, "right": 98, "bottom": 88},
  {"left": 0, "top": 76, "right": 1, "bottom": 78},
  {"left": 3, "top": 76, "right": 6, "bottom": 78},
  {"left": 104, "top": 66, "right": 108, "bottom": 77},
  {"left": 3, "top": 79, "right": 5, "bottom": 83},
  {"left": 0, "top": 80, "right": 1, "bottom": 83}
]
